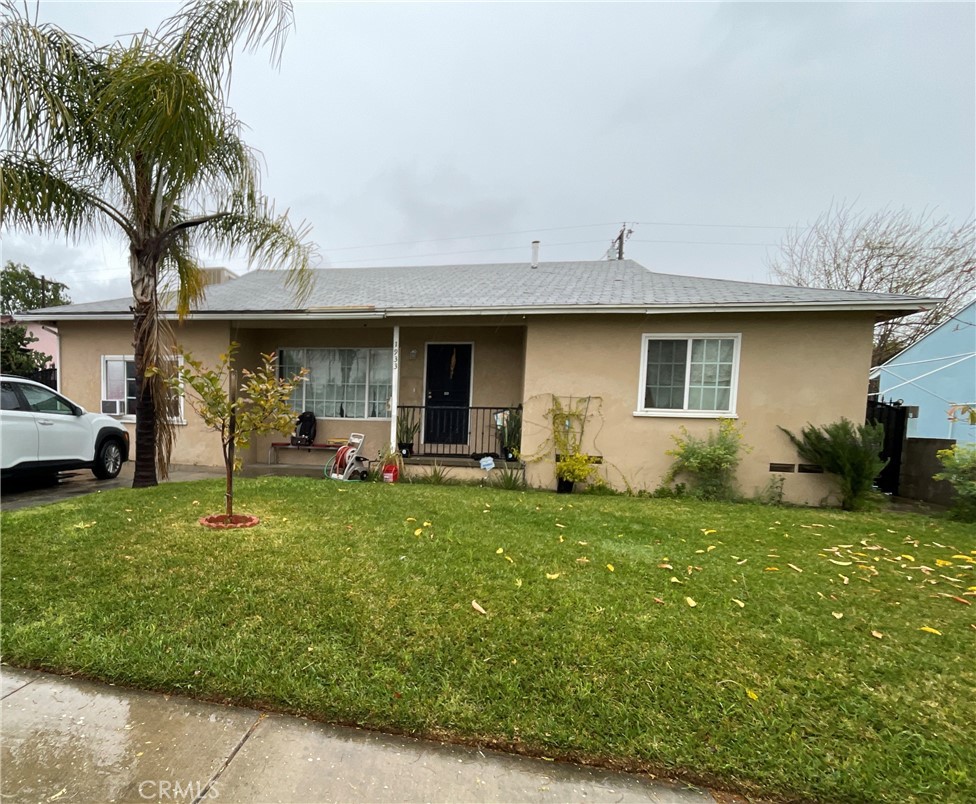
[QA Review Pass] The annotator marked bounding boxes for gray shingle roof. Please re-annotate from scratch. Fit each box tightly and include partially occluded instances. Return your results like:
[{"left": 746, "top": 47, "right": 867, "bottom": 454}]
[{"left": 20, "top": 260, "right": 937, "bottom": 318}]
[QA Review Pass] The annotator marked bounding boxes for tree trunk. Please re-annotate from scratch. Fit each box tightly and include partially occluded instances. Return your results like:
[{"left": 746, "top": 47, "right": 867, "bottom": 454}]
[
  {"left": 131, "top": 251, "right": 158, "bottom": 488},
  {"left": 226, "top": 401, "right": 236, "bottom": 517}
]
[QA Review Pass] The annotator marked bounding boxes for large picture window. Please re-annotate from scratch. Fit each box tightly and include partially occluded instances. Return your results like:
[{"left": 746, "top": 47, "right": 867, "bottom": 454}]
[
  {"left": 637, "top": 334, "right": 740, "bottom": 416},
  {"left": 101, "top": 355, "right": 183, "bottom": 421},
  {"left": 279, "top": 347, "right": 393, "bottom": 419}
]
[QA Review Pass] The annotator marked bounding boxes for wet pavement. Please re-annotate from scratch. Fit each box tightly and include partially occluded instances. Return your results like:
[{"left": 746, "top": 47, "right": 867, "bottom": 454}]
[
  {"left": 1, "top": 667, "right": 716, "bottom": 803},
  {"left": 0, "top": 463, "right": 223, "bottom": 512}
]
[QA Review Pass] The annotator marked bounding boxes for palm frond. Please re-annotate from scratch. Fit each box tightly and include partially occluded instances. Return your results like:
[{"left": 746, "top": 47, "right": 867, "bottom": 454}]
[
  {"left": 0, "top": 153, "right": 131, "bottom": 237},
  {"left": 1, "top": 5, "right": 104, "bottom": 156},
  {"left": 160, "top": 0, "right": 294, "bottom": 93},
  {"left": 185, "top": 197, "right": 318, "bottom": 304}
]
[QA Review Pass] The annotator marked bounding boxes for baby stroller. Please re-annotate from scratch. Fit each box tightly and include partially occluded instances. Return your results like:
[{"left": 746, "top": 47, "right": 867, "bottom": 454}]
[{"left": 325, "top": 433, "right": 369, "bottom": 481}]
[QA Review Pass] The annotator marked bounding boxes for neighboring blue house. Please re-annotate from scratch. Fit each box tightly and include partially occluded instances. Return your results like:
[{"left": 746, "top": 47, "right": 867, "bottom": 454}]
[{"left": 875, "top": 300, "right": 976, "bottom": 445}]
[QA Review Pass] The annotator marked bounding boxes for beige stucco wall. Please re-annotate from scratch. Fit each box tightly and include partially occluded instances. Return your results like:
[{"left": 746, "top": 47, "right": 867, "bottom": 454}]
[
  {"left": 57, "top": 320, "right": 230, "bottom": 466},
  {"left": 520, "top": 312, "right": 875, "bottom": 505}
]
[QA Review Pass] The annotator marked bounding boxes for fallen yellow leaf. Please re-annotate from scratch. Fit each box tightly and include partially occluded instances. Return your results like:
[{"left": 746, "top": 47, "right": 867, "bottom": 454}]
[
  {"left": 423, "top": 521, "right": 432, "bottom": 527},
  {"left": 471, "top": 600, "right": 487, "bottom": 615},
  {"left": 871, "top": 630, "right": 883, "bottom": 639},
  {"left": 414, "top": 528, "right": 423, "bottom": 536},
  {"left": 606, "top": 564, "right": 615, "bottom": 572},
  {"left": 701, "top": 528, "right": 717, "bottom": 535},
  {"left": 746, "top": 688, "right": 759, "bottom": 700},
  {"left": 685, "top": 596, "right": 697, "bottom": 607},
  {"left": 732, "top": 598, "right": 745, "bottom": 608},
  {"left": 764, "top": 567, "right": 779, "bottom": 572},
  {"left": 707, "top": 545, "right": 716, "bottom": 552},
  {"left": 919, "top": 626, "right": 942, "bottom": 635},
  {"left": 496, "top": 547, "right": 504, "bottom": 554},
  {"left": 788, "top": 563, "right": 803, "bottom": 573},
  {"left": 832, "top": 612, "right": 844, "bottom": 619},
  {"left": 546, "top": 572, "right": 561, "bottom": 580},
  {"left": 505, "top": 555, "right": 514, "bottom": 564},
  {"left": 406, "top": 517, "right": 416, "bottom": 522}
]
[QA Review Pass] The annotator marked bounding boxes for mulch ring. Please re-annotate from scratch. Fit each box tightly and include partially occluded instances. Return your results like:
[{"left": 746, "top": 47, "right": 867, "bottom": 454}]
[{"left": 199, "top": 514, "right": 260, "bottom": 529}]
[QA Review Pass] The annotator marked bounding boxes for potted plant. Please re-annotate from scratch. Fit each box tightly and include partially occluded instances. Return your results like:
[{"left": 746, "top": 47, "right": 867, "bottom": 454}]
[
  {"left": 555, "top": 450, "right": 594, "bottom": 494},
  {"left": 497, "top": 406, "right": 522, "bottom": 461},
  {"left": 379, "top": 446, "right": 404, "bottom": 483},
  {"left": 396, "top": 409, "right": 420, "bottom": 457}
]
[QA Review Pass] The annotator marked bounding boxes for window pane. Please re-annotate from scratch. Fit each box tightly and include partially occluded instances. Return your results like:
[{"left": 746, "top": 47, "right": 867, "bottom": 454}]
[
  {"left": 686, "top": 338, "right": 734, "bottom": 411},
  {"left": 368, "top": 349, "right": 393, "bottom": 418},
  {"left": 279, "top": 349, "right": 306, "bottom": 412},
  {"left": 644, "top": 339, "right": 687, "bottom": 409},
  {"left": 125, "top": 360, "right": 138, "bottom": 416},
  {"left": 106, "top": 359, "right": 126, "bottom": 399}
]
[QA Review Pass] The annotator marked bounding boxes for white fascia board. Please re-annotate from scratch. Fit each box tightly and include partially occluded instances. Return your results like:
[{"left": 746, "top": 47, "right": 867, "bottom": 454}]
[{"left": 15, "top": 298, "right": 941, "bottom": 323}]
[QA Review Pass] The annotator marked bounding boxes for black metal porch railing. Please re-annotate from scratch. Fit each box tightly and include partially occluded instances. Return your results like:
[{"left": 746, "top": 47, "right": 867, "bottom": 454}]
[{"left": 396, "top": 405, "right": 521, "bottom": 460}]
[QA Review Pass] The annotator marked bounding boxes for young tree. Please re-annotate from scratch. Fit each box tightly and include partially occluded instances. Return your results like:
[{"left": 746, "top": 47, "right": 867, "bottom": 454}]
[
  {"left": 159, "top": 344, "right": 305, "bottom": 520},
  {"left": 0, "top": 1, "right": 317, "bottom": 488},
  {"left": 767, "top": 202, "right": 975, "bottom": 366},
  {"left": 1, "top": 261, "right": 71, "bottom": 315}
]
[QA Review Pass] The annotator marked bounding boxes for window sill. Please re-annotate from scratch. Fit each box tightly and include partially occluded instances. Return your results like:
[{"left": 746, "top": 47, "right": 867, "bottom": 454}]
[
  {"left": 115, "top": 416, "right": 187, "bottom": 426},
  {"left": 633, "top": 410, "right": 738, "bottom": 419}
]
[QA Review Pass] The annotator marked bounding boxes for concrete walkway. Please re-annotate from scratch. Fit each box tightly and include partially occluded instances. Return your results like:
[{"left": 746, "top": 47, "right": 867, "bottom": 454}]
[{"left": 1, "top": 667, "right": 716, "bottom": 804}]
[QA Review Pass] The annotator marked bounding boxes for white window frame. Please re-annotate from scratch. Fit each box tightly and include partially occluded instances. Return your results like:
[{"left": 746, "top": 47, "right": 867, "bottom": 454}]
[
  {"left": 101, "top": 355, "right": 185, "bottom": 424},
  {"left": 278, "top": 347, "right": 393, "bottom": 421},
  {"left": 634, "top": 333, "right": 741, "bottom": 418}
]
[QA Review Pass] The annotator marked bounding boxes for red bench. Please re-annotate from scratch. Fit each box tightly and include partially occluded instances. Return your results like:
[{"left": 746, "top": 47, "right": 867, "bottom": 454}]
[{"left": 268, "top": 438, "right": 347, "bottom": 465}]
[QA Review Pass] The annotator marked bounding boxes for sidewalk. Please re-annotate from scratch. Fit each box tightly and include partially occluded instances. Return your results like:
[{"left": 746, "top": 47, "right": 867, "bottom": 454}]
[{"left": 1, "top": 667, "right": 716, "bottom": 804}]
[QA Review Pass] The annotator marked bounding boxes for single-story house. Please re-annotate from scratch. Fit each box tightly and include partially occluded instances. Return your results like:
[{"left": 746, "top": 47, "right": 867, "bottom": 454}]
[
  {"left": 873, "top": 299, "right": 976, "bottom": 445},
  {"left": 19, "top": 258, "right": 937, "bottom": 505}
]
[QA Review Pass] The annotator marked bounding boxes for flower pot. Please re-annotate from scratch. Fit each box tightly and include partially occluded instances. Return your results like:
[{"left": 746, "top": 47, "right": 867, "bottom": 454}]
[
  {"left": 398, "top": 442, "right": 414, "bottom": 458},
  {"left": 503, "top": 446, "right": 518, "bottom": 461},
  {"left": 556, "top": 478, "right": 575, "bottom": 494}
]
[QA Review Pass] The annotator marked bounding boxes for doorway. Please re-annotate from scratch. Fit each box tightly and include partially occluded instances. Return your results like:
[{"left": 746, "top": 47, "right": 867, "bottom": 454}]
[{"left": 424, "top": 343, "right": 472, "bottom": 446}]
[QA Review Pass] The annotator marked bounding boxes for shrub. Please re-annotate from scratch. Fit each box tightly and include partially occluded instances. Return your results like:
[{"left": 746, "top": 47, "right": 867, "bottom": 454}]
[
  {"left": 664, "top": 419, "right": 748, "bottom": 501},
  {"left": 779, "top": 419, "right": 885, "bottom": 511},
  {"left": 555, "top": 451, "right": 595, "bottom": 483},
  {"left": 934, "top": 443, "right": 976, "bottom": 522}
]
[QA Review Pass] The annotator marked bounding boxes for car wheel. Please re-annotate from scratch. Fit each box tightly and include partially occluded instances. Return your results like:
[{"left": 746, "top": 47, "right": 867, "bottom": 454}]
[{"left": 92, "top": 439, "right": 124, "bottom": 479}]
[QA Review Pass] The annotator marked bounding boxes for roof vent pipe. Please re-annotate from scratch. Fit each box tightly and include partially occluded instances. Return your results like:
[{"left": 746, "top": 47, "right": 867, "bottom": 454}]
[{"left": 531, "top": 240, "right": 540, "bottom": 269}]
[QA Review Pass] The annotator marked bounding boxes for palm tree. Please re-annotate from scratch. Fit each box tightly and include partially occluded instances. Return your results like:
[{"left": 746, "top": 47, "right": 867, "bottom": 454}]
[{"left": 0, "top": 0, "right": 317, "bottom": 487}]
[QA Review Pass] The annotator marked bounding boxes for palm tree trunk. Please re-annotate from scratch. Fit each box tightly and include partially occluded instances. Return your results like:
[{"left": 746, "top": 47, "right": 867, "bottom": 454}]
[
  {"left": 131, "top": 249, "right": 158, "bottom": 488},
  {"left": 132, "top": 274, "right": 159, "bottom": 489}
]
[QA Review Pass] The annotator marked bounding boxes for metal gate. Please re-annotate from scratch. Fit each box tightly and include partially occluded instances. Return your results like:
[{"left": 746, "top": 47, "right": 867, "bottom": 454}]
[{"left": 866, "top": 398, "right": 909, "bottom": 495}]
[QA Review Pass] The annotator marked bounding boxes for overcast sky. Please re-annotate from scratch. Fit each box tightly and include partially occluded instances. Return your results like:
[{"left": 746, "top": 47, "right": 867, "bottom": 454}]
[{"left": 3, "top": 1, "right": 974, "bottom": 304}]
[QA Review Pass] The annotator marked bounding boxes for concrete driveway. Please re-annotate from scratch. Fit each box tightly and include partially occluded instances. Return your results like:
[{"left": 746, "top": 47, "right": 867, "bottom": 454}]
[{"left": 1, "top": 463, "right": 223, "bottom": 512}]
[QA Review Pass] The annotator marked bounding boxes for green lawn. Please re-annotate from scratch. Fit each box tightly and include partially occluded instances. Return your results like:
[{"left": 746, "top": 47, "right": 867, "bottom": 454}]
[{"left": 2, "top": 478, "right": 973, "bottom": 802}]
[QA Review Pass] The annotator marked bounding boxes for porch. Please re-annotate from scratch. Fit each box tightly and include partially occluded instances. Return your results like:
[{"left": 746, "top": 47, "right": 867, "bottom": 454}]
[{"left": 236, "top": 320, "right": 527, "bottom": 471}]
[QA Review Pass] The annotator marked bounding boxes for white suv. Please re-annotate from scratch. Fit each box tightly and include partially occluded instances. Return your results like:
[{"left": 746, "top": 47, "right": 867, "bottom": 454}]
[{"left": 1, "top": 375, "right": 130, "bottom": 481}]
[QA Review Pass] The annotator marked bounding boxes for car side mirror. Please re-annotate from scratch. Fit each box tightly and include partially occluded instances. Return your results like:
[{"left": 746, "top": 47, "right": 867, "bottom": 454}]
[{"left": 74, "top": 405, "right": 86, "bottom": 416}]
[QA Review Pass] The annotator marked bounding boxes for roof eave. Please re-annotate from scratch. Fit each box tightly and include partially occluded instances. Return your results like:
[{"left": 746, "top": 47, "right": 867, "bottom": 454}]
[{"left": 14, "top": 298, "right": 941, "bottom": 323}]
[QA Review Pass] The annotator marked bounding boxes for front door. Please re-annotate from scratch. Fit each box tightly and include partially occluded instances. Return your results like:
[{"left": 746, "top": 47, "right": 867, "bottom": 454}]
[{"left": 424, "top": 344, "right": 472, "bottom": 445}]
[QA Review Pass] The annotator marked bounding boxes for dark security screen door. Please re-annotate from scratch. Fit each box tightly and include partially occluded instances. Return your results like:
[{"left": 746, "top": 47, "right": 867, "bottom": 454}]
[{"left": 424, "top": 344, "right": 472, "bottom": 445}]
